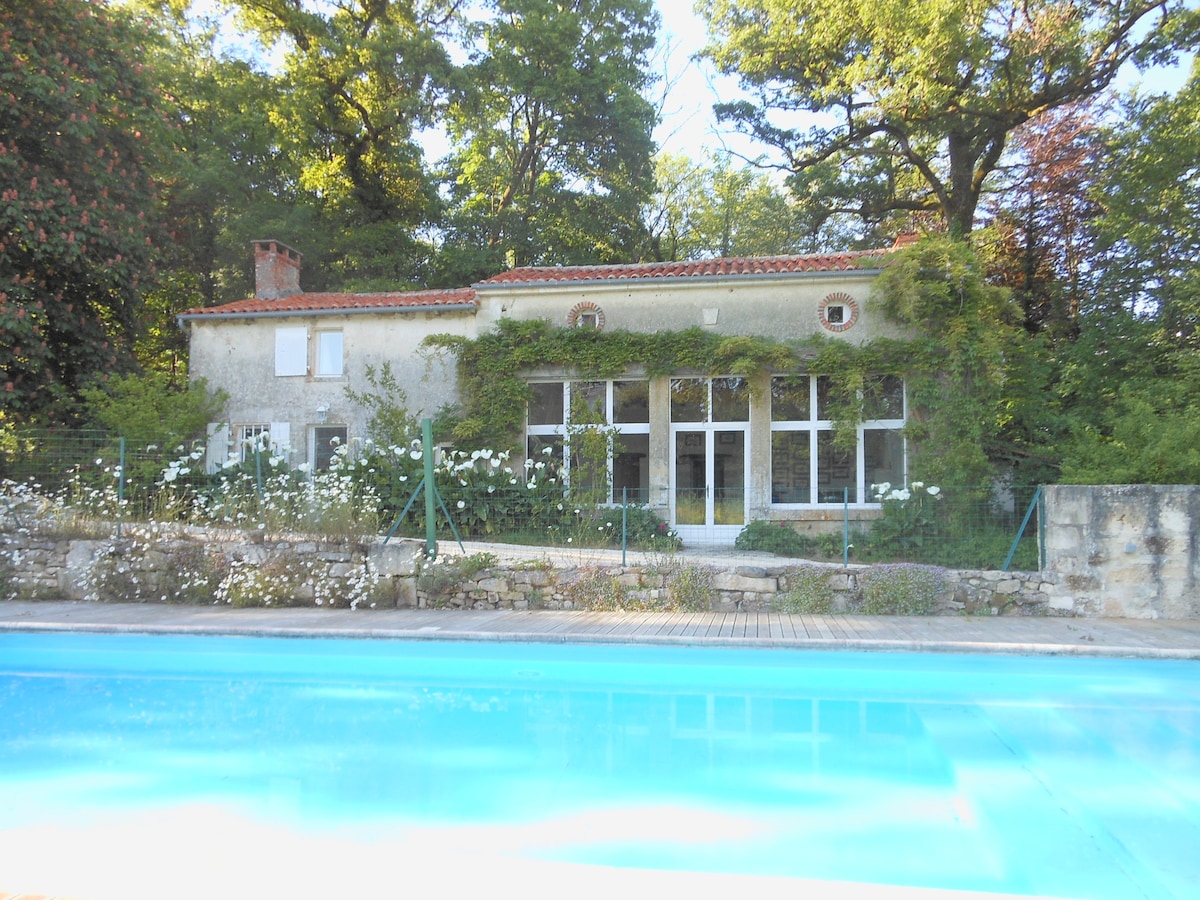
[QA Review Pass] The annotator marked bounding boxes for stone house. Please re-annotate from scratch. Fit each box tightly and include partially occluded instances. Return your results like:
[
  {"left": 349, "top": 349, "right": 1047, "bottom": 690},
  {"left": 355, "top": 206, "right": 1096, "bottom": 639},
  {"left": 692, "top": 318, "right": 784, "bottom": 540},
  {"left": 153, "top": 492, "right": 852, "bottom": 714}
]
[{"left": 180, "top": 238, "right": 914, "bottom": 543}]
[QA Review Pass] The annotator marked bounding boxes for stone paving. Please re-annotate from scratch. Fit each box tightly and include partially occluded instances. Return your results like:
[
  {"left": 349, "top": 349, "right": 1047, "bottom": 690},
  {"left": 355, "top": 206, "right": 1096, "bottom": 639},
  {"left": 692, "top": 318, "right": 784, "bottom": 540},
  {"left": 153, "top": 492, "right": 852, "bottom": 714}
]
[{"left": 3, "top": 599, "right": 1200, "bottom": 658}]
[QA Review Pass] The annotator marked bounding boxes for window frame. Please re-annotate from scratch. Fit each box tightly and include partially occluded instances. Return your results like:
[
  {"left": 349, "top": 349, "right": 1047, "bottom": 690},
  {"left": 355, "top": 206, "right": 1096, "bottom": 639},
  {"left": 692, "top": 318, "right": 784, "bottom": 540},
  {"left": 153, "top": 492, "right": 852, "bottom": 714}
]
[
  {"left": 770, "top": 374, "right": 906, "bottom": 508},
  {"left": 526, "top": 379, "right": 650, "bottom": 504}
]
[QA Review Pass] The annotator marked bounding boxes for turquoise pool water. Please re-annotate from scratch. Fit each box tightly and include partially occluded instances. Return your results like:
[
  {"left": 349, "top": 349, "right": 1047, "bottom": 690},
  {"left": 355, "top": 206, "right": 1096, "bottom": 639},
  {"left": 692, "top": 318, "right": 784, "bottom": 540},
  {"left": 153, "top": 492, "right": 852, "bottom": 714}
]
[{"left": 1, "top": 633, "right": 1198, "bottom": 899}]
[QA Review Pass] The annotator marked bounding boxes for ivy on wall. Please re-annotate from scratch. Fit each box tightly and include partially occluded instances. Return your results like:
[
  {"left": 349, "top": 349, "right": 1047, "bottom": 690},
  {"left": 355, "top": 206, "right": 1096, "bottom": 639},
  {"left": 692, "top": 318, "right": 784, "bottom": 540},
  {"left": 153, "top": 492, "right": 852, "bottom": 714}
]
[
  {"left": 423, "top": 318, "right": 914, "bottom": 453},
  {"left": 422, "top": 237, "right": 1043, "bottom": 492}
]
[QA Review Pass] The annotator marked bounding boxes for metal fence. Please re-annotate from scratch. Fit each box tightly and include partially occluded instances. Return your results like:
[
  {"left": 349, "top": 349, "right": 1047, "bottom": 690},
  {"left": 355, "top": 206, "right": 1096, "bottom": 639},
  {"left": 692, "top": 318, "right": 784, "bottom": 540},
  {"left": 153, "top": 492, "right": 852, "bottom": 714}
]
[{"left": 1, "top": 428, "right": 1042, "bottom": 570}]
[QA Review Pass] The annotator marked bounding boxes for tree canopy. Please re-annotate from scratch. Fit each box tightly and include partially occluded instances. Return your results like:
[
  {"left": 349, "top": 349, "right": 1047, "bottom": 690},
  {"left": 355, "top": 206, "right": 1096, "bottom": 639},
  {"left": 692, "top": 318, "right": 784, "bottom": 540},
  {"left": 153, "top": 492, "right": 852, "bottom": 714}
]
[
  {"left": 1, "top": 0, "right": 166, "bottom": 421},
  {"left": 700, "top": 0, "right": 1198, "bottom": 236}
]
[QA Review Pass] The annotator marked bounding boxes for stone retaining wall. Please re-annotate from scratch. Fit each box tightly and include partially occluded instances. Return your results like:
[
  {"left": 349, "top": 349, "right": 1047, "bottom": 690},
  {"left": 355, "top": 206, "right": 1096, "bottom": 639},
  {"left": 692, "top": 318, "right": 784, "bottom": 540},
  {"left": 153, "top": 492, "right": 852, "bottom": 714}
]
[{"left": 0, "top": 526, "right": 1071, "bottom": 616}]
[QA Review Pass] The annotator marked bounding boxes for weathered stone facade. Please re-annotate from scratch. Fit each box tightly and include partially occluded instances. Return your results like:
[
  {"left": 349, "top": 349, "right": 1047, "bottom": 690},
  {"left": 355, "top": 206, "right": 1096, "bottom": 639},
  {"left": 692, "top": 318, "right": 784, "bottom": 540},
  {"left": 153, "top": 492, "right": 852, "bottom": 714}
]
[{"left": 1044, "top": 485, "right": 1200, "bottom": 619}]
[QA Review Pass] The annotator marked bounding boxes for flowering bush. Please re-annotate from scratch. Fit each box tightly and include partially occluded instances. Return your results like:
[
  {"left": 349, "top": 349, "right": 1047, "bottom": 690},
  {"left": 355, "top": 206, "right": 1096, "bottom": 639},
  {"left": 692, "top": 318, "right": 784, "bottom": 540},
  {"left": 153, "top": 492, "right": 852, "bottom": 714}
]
[{"left": 867, "top": 481, "right": 945, "bottom": 556}]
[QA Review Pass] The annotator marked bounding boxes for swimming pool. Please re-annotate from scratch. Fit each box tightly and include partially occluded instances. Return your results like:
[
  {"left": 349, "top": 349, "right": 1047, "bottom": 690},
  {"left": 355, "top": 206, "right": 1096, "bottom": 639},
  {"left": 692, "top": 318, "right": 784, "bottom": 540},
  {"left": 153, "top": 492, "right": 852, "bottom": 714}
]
[{"left": 1, "top": 633, "right": 1197, "bottom": 899}]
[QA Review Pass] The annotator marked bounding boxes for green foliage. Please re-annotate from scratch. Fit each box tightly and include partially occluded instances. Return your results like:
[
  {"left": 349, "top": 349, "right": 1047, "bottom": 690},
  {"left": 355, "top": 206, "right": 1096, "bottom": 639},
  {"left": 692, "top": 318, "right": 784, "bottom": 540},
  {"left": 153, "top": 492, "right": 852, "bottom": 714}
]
[
  {"left": 645, "top": 152, "right": 825, "bottom": 260},
  {"left": 343, "top": 363, "right": 421, "bottom": 448},
  {"left": 775, "top": 566, "right": 835, "bottom": 614},
  {"left": 0, "top": 0, "right": 168, "bottom": 421},
  {"left": 865, "top": 481, "right": 946, "bottom": 557},
  {"left": 442, "top": 0, "right": 658, "bottom": 269},
  {"left": 856, "top": 564, "right": 945, "bottom": 615},
  {"left": 663, "top": 563, "right": 717, "bottom": 611},
  {"left": 700, "top": 0, "right": 1197, "bottom": 236},
  {"left": 734, "top": 520, "right": 816, "bottom": 557},
  {"left": 81, "top": 374, "right": 226, "bottom": 443},
  {"left": 426, "top": 318, "right": 810, "bottom": 450}
]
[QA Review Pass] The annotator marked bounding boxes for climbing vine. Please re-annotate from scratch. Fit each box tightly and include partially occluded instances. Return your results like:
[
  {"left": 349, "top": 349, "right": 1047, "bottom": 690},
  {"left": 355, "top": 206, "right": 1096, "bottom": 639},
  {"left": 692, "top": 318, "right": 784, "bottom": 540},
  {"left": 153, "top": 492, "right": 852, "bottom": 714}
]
[
  {"left": 422, "top": 236, "right": 1043, "bottom": 491},
  {"left": 423, "top": 319, "right": 913, "bottom": 453}
]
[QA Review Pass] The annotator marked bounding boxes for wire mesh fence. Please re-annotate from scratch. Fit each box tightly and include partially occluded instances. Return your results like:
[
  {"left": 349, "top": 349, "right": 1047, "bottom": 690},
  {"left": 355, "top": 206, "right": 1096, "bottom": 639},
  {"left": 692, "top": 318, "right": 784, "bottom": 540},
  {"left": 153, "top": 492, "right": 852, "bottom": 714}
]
[{"left": 1, "top": 427, "right": 1042, "bottom": 569}]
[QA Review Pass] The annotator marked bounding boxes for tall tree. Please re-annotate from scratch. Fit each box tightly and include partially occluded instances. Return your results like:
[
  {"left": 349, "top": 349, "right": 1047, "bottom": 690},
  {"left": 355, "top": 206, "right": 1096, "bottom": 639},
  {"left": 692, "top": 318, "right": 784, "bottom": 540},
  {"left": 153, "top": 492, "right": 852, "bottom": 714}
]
[
  {"left": 980, "top": 101, "right": 1104, "bottom": 336},
  {"left": 700, "top": 0, "right": 1197, "bottom": 236},
  {"left": 439, "top": 0, "right": 658, "bottom": 277},
  {"left": 644, "top": 152, "right": 817, "bottom": 260},
  {"left": 225, "top": 0, "right": 459, "bottom": 288},
  {"left": 0, "top": 0, "right": 167, "bottom": 422}
]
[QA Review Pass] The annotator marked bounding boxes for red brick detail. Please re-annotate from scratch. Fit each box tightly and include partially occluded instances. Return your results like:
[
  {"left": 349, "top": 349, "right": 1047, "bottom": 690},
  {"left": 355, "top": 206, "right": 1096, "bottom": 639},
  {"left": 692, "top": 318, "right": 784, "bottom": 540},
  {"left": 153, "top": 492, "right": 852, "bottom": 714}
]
[
  {"left": 819, "top": 292, "right": 859, "bottom": 333},
  {"left": 566, "top": 300, "right": 605, "bottom": 330},
  {"left": 253, "top": 240, "right": 303, "bottom": 299}
]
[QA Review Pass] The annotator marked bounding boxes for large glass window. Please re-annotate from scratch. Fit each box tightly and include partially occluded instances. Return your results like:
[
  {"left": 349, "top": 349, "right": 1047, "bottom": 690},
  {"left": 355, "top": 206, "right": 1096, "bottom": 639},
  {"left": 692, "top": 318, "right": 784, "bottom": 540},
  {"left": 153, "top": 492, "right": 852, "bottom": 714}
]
[
  {"left": 526, "top": 379, "right": 650, "bottom": 503},
  {"left": 771, "top": 375, "right": 905, "bottom": 506}
]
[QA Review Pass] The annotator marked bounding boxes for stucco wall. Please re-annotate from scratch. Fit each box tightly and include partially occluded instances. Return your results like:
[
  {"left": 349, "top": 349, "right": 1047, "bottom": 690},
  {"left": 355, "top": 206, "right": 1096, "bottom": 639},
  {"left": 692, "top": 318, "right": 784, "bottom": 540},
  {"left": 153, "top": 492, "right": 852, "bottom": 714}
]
[
  {"left": 188, "top": 309, "right": 475, "bottom": 467},
  {"left": 474, "top": 270, "right": 890, "bottom": 344},
  {"left": 1044, "top": 485, "right": 1200, "bottom": 619}
]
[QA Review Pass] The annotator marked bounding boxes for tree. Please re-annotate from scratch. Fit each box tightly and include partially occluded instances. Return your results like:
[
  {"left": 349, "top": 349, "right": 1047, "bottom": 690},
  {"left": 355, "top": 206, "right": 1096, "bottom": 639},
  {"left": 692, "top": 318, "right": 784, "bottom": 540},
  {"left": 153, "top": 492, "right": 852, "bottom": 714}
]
[
  {"left": 1089, "top": 63, "right": 1200, "bottom": 350},
  {"left": 979, "top": 101, "right": 1104, "bottom": 336},
  {"left": 873, "top": 236, "right": 1063, "bottom": 487},
  {"left": 643, "top": 152, "right": 815, "bottom": 260},
  {"left": 700, "top": 0, "right": 1197, "bottom": 236},
  {"left": 439, "top": 0, "right": 658, "bottom": 275},
  {"left": 0, "top": 0, "right": 167, "bottom": 422},
  {"left": 223, "top": 0, "right": 459, "bottom": 288}
]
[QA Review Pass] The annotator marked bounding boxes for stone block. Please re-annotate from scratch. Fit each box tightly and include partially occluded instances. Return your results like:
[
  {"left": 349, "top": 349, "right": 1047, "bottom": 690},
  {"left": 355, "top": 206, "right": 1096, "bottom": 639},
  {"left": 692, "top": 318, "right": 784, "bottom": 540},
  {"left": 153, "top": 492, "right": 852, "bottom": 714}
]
[
  {"left": 713, "top": 572, "right": 777, "bottom": 593},
  {"left": 367, "top": 540, "right": 423, "bottom": 577}
]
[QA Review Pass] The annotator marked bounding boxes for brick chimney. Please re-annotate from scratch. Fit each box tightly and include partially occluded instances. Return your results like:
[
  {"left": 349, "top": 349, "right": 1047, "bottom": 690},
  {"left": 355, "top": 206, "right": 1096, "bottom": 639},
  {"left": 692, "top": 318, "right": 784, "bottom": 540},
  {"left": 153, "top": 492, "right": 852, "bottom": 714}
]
[{"left": 253, "top": 240, "right": 302, "bottom": 299}]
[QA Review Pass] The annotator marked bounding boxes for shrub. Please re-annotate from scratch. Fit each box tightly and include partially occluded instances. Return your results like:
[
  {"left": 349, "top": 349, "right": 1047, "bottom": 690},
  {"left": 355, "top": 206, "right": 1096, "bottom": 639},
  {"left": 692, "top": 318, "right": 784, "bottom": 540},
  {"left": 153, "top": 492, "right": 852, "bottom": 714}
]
[
  {"left": 775, "top": 565, "right": 835, "bottom": 614},
  {"left": 865, "top": 482, "right": 945, "bottom": 558},
  {"left": 856, "top": 563, "right": 946, "bottom": 615},
  {"left": 664, "top": 562, "right": 716, "bottom": 611},
  {"left": 561, "top": 566, "right": 632, "bottom": 610},
  {"left": 735, "top": 520, "right": 817, "bottom": 556}
]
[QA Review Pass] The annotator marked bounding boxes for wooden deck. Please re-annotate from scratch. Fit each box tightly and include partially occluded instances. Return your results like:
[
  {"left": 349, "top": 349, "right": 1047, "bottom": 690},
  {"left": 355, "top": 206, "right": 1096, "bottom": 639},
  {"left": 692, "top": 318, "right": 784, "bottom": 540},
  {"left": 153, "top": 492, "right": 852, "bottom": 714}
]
[{"left": 3, "top": 601, "right": 1200, "bottom": 658}]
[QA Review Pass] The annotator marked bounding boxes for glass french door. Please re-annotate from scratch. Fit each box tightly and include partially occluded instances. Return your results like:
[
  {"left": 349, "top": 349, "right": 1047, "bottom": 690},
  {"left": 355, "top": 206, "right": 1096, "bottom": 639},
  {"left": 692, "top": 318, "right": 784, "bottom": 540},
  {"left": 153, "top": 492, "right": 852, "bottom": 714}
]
[{"left": 671, "top": 426, "right": 747, "bottom": 541}]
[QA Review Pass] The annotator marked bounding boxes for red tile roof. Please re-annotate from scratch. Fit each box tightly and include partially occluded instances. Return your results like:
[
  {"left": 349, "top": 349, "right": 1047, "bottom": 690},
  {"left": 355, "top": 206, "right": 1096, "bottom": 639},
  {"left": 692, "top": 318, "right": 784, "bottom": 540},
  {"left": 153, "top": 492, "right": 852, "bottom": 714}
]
[
  {"left": 476, "top": 250, "right": 886, "bottom": 285},
  {"left": 179, "top": 288, "right": 478, "bottom": 319}
]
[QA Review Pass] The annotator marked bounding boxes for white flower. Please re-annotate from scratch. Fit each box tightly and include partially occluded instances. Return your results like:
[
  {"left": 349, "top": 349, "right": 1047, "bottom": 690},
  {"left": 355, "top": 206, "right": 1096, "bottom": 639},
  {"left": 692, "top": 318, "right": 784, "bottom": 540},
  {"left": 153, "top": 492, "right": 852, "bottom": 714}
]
[
  {"left": 911, "top": 480, "right": 924, "bottom": 490},
  {"left": 457, "top": 500, "right": 466, "bottom": 509},
  {"left": 481, "top": 449, "right": 493, "bottom": 459},
  {"left": 927, "top": 485, "right": 941, "bottom": 496},
  {"left": 162, "top": 468, "right": 179, "bottom": 483},
  {"left": 410, "top": 450, "right": 422, "bottom": 460}
]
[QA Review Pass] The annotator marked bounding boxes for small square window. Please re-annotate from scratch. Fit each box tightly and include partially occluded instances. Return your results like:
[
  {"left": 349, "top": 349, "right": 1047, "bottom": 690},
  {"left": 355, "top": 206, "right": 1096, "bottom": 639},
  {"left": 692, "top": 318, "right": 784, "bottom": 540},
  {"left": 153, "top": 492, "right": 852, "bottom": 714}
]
[{"left": 827, "top": 305, "right": 845, "bottom": 324}]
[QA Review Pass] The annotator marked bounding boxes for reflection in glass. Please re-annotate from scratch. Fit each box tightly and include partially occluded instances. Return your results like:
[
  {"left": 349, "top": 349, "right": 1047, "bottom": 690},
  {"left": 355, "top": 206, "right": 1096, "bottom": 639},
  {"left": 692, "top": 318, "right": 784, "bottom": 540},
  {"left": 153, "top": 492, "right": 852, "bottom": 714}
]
[
  {"left": 714, "top": 430, "right": 745, "bottom": 524},
  {"left": 712, "top": 377, "right": 749, "bottom": 422},
  {"left": 674, "top": 431, "right": 705, "bottom": 524},
  {"left": 772, "top": 431, "right": 811, "bottom": 503},
  {"left": 613, "top": 381, "right": 649, "bottom": 424},
  {"left": 528, "top": 383, "right": 564, "bottom": 426},
  {"left": 670, "top": 379, "right": 706, "bottom": 422},
  {"left": 771, "top": 376, "right": 810, "bottom": 421},
  {"left": 817, "top": 431, "right": 855, "bottom": 503},
  {"left": 613, "top": 433, "right": 649, "bottom": 503}
]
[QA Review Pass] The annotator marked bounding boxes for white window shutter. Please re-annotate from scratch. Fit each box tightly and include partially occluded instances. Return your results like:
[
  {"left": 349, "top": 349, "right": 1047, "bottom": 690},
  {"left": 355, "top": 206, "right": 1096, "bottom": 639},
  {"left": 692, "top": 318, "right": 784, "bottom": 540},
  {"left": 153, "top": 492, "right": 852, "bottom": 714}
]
[
  {"left": 275, "top": 326, "right": 308, "bottom": 376},
  {"left": 269, "top": 422, "right": 292, "bottom": 463},
  {"left": 205, "top": 422, "right": 230, "bottom": 473}
]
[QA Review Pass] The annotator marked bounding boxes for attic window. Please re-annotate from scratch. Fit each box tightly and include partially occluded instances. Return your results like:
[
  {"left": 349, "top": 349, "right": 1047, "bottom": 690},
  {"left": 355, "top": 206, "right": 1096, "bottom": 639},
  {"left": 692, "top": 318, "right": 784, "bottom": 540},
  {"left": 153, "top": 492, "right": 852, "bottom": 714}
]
[
  {"left": 566, "top": 300, "right": 605, "bottom": 330},
  {"left": 818, "top": 292, "right": 859, "bottom": 333}
]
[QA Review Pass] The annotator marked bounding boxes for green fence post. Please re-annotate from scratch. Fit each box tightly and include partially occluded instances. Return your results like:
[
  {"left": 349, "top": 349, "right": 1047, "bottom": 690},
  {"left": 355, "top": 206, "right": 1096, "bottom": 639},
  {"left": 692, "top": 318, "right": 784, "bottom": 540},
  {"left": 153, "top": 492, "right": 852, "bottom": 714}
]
[
  {"left": 843, "top": 486, "right": 850, "bottom": 567},
  {"left": 1003, "top": 484, "right": 1043, "bottom": 572},
  {"left": 621, "top": 487, "right": 628, "bottom": 566},
  {"left": 423, "top": 418, "right": 437, "bottom": 560},
  {"left": 117, "top": 436, "right": 125, "bottom": 538}
]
